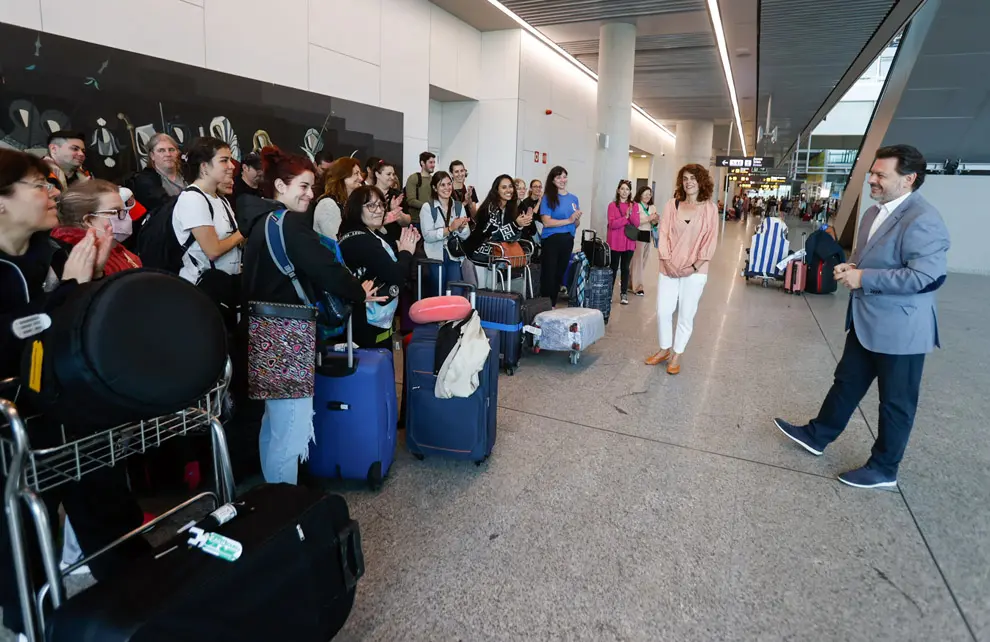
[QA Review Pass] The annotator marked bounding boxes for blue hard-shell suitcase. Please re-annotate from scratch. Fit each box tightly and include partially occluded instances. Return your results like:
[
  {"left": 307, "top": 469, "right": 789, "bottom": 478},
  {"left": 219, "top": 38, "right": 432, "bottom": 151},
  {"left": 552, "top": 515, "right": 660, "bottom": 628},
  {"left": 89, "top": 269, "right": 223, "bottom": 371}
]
[
  {"left": 474, "top": 288, "right": 524, "bottom": 375},
  {"left": 405, "top": 284, "right": 499, "bottom": 464},
  {"left": 310, "top": 328, "right": 398, "bottom": 490}
]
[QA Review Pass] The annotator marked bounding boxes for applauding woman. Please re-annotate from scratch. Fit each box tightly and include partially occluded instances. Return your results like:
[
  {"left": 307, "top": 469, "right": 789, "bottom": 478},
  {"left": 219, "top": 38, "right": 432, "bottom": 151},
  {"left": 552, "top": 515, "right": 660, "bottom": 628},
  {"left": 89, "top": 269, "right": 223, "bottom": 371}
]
[
  {"left": 53, "top": 180, "right": 142, "bottom": 275},
  {"left": 338, "top": 186, "right": 420, "bottom": 348},
  {"left": 420, "top": 171, "right": 471, "bottom": 293},
  {"left": 606, "top": 179, "right": 639, "bottom": 305},
  {"left": 646, "top": 164, "right": 718, "bottom": 375},
  {"left": 539, "top": 166, "right": 582, "bottom": 307},
  {"left": 630, "top": 186, "right": 659, "bottom": 296},
  {"left": 463, "top": 174, "right": 533, "bottom": 287},
  {"left": 313, "top": 157, "right": 363, "bottom": 239}
]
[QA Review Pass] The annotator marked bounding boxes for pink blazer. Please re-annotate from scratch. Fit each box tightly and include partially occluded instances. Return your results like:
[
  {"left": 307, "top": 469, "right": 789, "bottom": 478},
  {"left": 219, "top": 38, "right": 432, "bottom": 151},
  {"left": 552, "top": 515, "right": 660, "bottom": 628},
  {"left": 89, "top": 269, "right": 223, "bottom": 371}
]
[{"left": 606, "top": 201, "right": 640, "bottom": 253}]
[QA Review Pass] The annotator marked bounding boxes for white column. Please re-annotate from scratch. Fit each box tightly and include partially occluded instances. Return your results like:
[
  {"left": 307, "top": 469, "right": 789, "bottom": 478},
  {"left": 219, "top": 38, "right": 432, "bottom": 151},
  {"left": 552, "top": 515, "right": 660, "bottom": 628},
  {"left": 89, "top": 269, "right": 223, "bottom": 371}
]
[
  {"left": 672, "top": 120, "right": 715, "bottom": 171},
  {"left": 590, "top": 21, "right": 637, "bottom": 235}
]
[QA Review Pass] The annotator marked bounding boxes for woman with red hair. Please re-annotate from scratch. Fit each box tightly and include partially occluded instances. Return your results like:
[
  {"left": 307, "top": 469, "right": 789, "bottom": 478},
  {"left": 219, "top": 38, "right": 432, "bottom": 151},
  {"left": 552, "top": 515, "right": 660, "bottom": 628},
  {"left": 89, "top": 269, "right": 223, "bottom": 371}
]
[
  {"left": 313, "top": 157, "right": 363, "bottom": 239},
  {"left": 645, "top": 164, "right": 718, "bottom": 375}
]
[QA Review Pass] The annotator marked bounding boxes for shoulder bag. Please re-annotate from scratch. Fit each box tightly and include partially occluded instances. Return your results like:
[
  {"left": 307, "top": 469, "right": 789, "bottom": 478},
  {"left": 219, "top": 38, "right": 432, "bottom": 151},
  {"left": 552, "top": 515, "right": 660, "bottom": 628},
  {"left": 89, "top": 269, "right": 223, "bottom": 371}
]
[{"left": 246, "top": 211, "right": 318, "bottom": 400}]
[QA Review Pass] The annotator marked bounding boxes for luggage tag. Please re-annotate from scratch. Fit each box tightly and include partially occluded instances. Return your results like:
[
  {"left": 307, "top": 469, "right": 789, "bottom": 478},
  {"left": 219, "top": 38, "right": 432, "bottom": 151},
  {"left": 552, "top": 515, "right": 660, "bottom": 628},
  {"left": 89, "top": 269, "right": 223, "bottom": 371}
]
[
  {"left": 522, "top": 325, "right": 541, "bottom": 337},
  {"left": 12, "top": 313, "right": 51, "bottom": 340}
]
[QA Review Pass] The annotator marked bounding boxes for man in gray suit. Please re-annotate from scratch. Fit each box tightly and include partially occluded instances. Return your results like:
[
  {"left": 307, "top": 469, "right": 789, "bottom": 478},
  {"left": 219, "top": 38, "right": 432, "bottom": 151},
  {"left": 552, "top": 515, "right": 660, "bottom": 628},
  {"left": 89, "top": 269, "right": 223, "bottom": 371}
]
[{"left": 774, "top": 145, "right": 950, "bottom": 489}]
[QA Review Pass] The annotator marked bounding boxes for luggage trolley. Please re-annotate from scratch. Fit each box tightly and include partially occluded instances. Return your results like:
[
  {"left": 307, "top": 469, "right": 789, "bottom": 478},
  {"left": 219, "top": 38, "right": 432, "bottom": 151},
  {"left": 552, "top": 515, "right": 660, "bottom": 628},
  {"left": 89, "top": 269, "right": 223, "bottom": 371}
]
[
  {"left": 0, "top": 361, "right": 235, "bottom": 642},
  {"left": 487, "top": 239, "right": 536, "bottom": 298}
]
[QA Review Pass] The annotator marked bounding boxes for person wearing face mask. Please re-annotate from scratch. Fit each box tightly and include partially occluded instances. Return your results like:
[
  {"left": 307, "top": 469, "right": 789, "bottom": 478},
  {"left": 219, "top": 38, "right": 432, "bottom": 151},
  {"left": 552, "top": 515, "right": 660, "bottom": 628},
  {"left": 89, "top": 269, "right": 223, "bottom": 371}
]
[
  {"left": 129, "top": 133, "right": 187, "bottom": 214},
  {"left": 313, "top": 157, "right": 364, "bottom": 239},
  {"left": 240, "top": 147, "right": 383, "bottom": 485},
  {"left": 338, "top": 186, "right": 420, "bottom": 348},
  {"left": 51, "top": 180, "right": 142, "bottom": 275},
  {"left": 1, "top": 149, "right": 150, "bottom": 638}
]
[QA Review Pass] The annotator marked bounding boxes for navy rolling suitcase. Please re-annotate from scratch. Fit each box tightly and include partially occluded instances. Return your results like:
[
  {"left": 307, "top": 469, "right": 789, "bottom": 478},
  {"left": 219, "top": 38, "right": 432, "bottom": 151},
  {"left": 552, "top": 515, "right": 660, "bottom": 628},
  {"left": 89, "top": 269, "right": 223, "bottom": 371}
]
[
  {"left": 309, "top": 319, "right": 398, "bottom": 490},
  {"left": 474, "top": 288, "right": 525, "bottom": 375},
  {"left": 405, "top": 283, "right": 498, "bottom": 464}
]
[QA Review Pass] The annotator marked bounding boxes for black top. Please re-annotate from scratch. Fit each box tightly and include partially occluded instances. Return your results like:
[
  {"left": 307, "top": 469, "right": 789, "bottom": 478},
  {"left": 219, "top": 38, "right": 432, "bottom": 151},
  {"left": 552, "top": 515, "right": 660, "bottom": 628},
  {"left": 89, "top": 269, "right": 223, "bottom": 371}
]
[
  {"left": 463, "top": 201, "right": 523, "bottom": 256},
  {"left": 128, "top": 166, "right": 173, "bottom": 214},
  {"left": 519, "top": 197, "right": 542, "bottom": 239},
  {"left": 232, "top": 178, "right": 263, "bottom": 212},
  {"left": 337, "top": 226, "right": 414, "bottom": 347},
  {"left": 452, "top": 186, "right": 478, "bottom": 206},
  {"left": 0, "top": 232, "right": 76, "bottom": 379},
  {"left": 240, "top": 196, "right": 366, "bottom": 312}
]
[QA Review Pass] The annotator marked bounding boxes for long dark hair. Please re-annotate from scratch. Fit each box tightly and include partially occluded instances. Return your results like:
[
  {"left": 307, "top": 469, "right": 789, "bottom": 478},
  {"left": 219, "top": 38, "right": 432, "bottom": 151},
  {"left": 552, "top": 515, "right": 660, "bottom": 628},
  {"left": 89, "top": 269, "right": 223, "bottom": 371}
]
[
  {"left": 339, "top": 184, "right": 386, "bottom": 236},
  {"left": 183, "top": 136, "right": 229, "bottom": 184},
  {"left": 478, "top": 174, "right": 517, "bottom": 221},
  {"left": 614, "top": 179, "right": 632, "bottom": 205},
  {"left": 544, "top": 165, "right": 567, "bottom": 210}
]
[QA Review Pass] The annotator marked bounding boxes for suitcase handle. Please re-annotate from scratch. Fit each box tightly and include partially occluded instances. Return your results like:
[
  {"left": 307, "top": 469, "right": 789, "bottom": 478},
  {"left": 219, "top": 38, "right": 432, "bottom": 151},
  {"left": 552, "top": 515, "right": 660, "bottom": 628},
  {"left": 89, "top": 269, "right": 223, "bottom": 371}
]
[
  {"left": 582, "top": 229, "right": 597, "bottom": 242},
  {"left": 337, "top": 520, "right": 365, "bottom": 591},
  {"left": 445, "top": 282, "right": 476, "bottom": 309},
  {"left": 416, "top": 258, "right": 443, "bottom": 300}
]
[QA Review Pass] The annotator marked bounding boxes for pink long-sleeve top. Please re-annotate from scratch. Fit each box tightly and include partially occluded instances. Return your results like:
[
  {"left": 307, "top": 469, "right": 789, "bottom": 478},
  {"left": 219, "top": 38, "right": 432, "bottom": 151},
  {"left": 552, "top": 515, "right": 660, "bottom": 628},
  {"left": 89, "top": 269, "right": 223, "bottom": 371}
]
[
  {"left": 606, "top": 201, "right": 640, "bottom": 253},
  {"left": 656, "top": 198, "right": 718, "bottom": 278}
]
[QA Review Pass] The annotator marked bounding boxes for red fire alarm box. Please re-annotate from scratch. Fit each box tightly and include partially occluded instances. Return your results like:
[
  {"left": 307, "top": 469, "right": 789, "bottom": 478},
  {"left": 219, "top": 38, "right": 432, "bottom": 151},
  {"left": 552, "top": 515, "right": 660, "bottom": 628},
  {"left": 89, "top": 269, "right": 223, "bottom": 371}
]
[
  {"left": 534, "top": 151, "right": 539, "bottom": 162},
  {"left": 542, "top": 153, "right": 547, "bottom": 164}
]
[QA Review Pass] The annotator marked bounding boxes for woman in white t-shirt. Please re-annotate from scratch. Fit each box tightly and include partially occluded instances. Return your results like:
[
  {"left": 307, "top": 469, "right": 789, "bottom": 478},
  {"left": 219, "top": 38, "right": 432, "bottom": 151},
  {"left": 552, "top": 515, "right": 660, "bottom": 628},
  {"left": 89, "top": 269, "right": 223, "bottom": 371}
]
[{"left": 172, "top": 137, "right": 244, "bottom": 283}]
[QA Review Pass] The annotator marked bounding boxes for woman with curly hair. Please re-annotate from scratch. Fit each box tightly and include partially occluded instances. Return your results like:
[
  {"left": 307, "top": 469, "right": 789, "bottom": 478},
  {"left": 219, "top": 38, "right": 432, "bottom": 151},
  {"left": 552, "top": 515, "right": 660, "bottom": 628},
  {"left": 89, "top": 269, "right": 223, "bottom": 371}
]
[{"left": 645, "top": 163, "right": 718, "bottom": 375}]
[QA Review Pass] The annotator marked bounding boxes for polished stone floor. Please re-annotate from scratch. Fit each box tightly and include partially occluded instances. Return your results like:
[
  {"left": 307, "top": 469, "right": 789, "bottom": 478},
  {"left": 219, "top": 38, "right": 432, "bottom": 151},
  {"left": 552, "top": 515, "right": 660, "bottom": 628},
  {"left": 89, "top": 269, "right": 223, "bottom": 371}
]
[{"left": 4, "top": 217, "right": 987, "bottom": 641}]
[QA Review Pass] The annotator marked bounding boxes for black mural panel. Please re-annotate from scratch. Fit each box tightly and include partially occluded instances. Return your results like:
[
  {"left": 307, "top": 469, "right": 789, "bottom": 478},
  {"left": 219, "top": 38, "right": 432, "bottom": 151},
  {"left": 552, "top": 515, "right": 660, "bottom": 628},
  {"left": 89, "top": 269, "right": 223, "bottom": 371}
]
[{"left": 0, "top": 22, "right": 403, "bottom": 180}]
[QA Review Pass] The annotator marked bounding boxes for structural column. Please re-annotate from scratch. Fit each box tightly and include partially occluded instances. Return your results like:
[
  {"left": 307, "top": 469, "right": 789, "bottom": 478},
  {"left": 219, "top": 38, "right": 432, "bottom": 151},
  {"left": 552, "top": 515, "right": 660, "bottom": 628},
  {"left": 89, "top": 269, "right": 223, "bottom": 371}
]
[
  {"left": 590, "top": 21, "right": 637, "bottom": 235},
  {"left": 672, "top": 120, "right": 715, "bottom": 172}
]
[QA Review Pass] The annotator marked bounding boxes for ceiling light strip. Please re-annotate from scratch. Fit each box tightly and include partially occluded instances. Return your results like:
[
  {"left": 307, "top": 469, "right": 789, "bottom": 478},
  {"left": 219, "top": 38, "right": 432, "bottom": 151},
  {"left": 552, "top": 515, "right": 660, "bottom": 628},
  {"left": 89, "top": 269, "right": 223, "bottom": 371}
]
[
  {"left": 485, "top": 0, "right": 676, "bottom": 141},
  {"left": 706, "top": 0, "right": 747, "bottom": 156}
]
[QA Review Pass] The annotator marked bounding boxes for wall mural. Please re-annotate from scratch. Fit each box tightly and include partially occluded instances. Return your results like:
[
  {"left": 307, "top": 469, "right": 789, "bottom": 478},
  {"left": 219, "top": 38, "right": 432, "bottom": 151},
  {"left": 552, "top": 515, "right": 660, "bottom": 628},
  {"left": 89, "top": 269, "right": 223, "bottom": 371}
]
[{"left": 0, "top": 22, "right": 403, "bottom": 180}]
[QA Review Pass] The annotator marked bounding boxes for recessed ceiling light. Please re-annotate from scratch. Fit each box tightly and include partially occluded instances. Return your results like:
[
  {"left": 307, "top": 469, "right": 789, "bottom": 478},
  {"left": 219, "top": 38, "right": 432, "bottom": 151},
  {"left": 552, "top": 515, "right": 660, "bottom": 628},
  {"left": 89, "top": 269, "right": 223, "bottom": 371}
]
[{"left": 707, "top": 0, "right": 747, "bottom": 155}]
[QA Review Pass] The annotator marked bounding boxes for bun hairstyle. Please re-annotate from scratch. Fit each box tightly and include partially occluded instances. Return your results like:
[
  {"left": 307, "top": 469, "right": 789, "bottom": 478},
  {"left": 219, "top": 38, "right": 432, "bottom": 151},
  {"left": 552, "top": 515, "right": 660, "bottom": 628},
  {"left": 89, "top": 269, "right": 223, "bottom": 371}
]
[{"left": 260, "top": 145, "right": 316, "bottom": 199}]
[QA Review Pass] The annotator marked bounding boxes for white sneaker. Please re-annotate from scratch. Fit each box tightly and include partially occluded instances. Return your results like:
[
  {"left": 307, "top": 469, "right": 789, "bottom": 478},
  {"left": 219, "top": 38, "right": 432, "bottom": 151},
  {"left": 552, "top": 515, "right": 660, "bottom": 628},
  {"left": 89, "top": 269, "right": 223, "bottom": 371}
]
[{"left": 60, "top": 517, "right": 92, "bottom": 576}]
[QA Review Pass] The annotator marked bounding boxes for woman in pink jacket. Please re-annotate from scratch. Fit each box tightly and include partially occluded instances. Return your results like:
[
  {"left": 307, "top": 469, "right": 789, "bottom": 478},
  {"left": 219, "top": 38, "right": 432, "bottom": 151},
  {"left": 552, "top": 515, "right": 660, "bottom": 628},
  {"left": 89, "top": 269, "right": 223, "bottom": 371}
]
[
  {"left": 606, "top": 179, "right": 639, "bottom": 305},
  {"left": 645, "top": 164, "right": 718, "bottom": 374}
]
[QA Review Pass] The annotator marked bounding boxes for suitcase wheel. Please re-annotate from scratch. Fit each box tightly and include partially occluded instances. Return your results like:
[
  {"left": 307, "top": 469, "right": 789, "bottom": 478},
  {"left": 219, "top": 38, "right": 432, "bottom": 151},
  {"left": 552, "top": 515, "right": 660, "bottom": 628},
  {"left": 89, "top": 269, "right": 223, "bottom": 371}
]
[
  {"left": 367, "top": 461, "right": 384, "bottom": 491},
  {"left": 505, "top": 366, "right": 515, "bottom": 376},
  {"left": 569, "top": 351, "right": 580, "bottom": 365},
  {"left": 474, "top": 454, "right": 489, "bottom": 467},
  {"left": 413, "top": 453, "right": 425, "bottom": 461}
]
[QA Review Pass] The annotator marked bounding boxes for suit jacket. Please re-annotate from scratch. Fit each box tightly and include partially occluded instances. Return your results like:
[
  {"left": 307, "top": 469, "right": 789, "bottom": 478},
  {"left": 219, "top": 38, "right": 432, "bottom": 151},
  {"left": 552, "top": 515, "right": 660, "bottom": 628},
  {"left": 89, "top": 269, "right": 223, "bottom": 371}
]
[{"left": 846, "top": 191, "right": 950, "bottom": 355}]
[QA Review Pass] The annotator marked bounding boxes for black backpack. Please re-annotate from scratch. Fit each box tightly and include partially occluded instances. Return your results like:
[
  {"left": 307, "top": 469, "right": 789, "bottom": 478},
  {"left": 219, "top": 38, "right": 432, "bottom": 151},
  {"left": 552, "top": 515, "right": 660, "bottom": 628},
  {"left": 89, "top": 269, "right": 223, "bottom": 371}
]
[
  {"left": 135, "top": 187, "right": 213, "bottom": 273},
  {"left": 21, "top": 269, "right": 228, "bottom": 435}
]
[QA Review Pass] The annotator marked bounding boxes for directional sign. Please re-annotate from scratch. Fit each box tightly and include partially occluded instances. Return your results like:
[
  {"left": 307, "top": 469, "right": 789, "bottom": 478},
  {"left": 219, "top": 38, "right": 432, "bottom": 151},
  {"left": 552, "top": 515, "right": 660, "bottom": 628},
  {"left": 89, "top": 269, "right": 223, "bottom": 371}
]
[{"left": 716, "top": 156, "right": 774, "bottom": 169}]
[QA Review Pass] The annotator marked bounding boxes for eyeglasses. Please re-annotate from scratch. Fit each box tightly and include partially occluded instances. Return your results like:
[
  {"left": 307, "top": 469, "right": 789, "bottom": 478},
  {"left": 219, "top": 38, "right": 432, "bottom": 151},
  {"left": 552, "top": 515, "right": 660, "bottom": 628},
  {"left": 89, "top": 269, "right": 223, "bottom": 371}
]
[
  {"left": 363, "top": 201, "right": 385, "bottom": 213},
  {"left": 91, "top": 208, "right": 128, "bottom": 220},
  {"left": 17, "top": 180, "right": 56, "bottom": 193}
]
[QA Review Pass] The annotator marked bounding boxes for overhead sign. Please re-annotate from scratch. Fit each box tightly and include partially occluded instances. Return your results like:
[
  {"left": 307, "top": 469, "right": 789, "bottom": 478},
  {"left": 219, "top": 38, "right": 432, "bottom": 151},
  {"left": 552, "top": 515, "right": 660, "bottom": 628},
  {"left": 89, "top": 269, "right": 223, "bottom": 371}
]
[{"left": 716, "top": 156, "right": 774, "bottom": 169}]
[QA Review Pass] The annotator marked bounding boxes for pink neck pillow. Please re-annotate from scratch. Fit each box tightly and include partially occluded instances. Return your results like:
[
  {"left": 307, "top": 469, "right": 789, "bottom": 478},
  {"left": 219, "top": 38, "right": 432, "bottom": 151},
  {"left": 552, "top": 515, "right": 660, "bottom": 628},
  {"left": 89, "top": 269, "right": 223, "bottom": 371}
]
[{"left": 409, "top": 296, "right": 472, "bottom": 324}]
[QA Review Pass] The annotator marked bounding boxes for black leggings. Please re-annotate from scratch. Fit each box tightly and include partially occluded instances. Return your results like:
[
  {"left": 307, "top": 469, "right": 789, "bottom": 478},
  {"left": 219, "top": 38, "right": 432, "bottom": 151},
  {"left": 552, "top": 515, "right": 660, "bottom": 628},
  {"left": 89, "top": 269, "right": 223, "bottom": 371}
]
[
  {"left": 540, "top": 233, "right": 574, "bottom": 306},
  {"left": 610, "top": 250, "right": 633, "bottom": 295}
]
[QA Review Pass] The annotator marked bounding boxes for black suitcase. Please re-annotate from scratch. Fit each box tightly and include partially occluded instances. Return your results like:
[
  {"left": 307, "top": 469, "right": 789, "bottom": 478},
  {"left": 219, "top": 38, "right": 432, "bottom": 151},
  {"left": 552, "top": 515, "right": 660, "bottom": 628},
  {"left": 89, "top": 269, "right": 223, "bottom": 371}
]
[
  {"left": 475, "top": 289, "right": 524, "bottom": 375},
  {"left": 520, "top": 296, "right": 553, "bottom": 350},
  {"left": 46, "top": 484, "right": 364, "bottom": 642},
  {"left": 580, "top": 229, "right": 610, "bottom": 268}
]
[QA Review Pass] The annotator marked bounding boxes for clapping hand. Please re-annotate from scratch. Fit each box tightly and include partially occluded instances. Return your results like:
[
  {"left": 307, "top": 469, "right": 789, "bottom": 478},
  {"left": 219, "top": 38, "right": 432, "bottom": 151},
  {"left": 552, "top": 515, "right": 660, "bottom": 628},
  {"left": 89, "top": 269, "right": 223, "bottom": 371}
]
[
  {"left": 398, "top": 226, "right": 419, "bottom": 255},
  {"left": 62, "top": 229, "right": 99, "bottom": 284},
  {"left": 362, "top": 280, "right": 389, "bottom": 303},
  {"left": 516, "top": 207, "right": 534, "bottom": 228},
  {"left": 450, "top": 217, "right": 468, "bottom": 231}
]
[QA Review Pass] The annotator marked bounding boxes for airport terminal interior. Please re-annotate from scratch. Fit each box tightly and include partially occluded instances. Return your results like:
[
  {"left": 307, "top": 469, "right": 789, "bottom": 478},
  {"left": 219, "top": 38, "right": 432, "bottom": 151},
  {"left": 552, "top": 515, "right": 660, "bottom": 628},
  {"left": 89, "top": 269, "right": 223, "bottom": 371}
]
[{"left": 0, "top": 0, "right": 988, "bottom": 640}]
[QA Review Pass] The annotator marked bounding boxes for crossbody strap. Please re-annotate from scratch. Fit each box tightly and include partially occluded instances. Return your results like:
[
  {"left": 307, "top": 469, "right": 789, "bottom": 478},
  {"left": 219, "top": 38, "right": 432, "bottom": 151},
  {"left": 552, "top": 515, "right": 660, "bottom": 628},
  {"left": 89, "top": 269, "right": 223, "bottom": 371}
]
[{"left": 264, "top": 210, "right": 312, "bottom": 307}]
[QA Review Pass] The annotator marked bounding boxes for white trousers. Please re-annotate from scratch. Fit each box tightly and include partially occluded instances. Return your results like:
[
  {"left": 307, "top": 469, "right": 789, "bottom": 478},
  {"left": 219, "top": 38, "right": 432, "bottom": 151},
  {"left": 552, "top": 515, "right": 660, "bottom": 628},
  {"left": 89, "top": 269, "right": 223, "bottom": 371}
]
[{"left": 657, "top": 273, "right": 708, "bottom": 354}]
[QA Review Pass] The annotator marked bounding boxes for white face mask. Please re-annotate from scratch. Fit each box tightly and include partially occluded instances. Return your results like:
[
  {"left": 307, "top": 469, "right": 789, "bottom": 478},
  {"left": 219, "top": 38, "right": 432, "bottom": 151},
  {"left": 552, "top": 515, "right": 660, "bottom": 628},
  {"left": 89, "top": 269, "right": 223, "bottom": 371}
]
[{"left": 110, "top": 215, "right": 133, "bottom": 243}]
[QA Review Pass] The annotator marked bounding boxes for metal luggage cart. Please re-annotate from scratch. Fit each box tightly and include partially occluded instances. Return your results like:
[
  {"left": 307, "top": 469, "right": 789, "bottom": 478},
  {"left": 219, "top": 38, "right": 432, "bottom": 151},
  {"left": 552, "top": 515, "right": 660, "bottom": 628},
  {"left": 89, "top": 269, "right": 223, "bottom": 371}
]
[
  {"left": 484, "top": 240, "right": 536, "bottom": 298},
  {"left": 0, "top": 361, "right": 235, "bottom": 641}
]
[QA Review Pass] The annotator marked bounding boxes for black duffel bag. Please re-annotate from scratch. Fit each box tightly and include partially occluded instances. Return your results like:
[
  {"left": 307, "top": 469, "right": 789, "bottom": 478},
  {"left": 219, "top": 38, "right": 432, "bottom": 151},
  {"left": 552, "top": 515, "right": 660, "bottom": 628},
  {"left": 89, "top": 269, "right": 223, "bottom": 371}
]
[{"left": 21, "top": 269, "right": 228, "bottom": 433}]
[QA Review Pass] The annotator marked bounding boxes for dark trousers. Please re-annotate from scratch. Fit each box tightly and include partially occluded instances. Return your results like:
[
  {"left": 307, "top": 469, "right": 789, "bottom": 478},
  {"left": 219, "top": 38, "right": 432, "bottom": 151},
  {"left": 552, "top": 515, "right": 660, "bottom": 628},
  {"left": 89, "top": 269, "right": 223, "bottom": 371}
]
[
  {"left": 809, "top": 325, "right": 925, "bottom": 477},
  {"left": 1, "top": 465, "right": 148, "bottom": 633},
  {"left": 540, "top": 233, "right": 573, "bottom": 307},
  {"left": 610, "top": 250, "right": 633, "bottom": 295}
]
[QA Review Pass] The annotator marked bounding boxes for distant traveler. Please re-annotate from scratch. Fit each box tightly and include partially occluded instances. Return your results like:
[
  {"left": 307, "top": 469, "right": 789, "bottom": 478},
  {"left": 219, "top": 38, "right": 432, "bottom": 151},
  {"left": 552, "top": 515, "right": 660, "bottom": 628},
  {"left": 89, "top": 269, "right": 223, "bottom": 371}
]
[
  {"left": 606, "top": 179, "right": 638, "bottom": 305},
  {"left": 645, "top": 164, "right": 718, "bottom": 375},
  {"left": 404, "top": 151, "right": 435, "bottom": 227},
  {"left": 774, "top": 145, "right": 950, "bottom": 489},
  {"left": 539, "top": 165, "right": 582, "bottom": 307},
  {"left": 233, "top": 151, "right": 264, "bottom": 209}
]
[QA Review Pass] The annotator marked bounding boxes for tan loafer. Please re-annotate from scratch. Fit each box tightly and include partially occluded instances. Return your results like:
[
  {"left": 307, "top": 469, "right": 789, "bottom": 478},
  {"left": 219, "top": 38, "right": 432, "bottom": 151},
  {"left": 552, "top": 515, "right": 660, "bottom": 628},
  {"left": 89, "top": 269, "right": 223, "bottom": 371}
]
[{"left": 645, "top": 349, "right": 671, "bottom": 366}]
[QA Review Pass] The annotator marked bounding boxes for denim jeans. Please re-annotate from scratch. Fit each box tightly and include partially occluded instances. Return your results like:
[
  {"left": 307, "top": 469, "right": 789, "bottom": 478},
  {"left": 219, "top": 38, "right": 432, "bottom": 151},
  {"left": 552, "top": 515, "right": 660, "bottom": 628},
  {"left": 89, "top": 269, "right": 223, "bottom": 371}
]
[{"left": 259, "top": 397, "right": 315, "bottom": 485}]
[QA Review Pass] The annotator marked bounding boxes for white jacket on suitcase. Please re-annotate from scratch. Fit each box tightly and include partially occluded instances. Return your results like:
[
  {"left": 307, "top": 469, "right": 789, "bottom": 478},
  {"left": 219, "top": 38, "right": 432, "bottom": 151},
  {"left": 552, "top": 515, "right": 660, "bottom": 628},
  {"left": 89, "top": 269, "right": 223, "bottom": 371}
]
[{"left": 435, "top": 312, "right": 492, "bottom": 399}]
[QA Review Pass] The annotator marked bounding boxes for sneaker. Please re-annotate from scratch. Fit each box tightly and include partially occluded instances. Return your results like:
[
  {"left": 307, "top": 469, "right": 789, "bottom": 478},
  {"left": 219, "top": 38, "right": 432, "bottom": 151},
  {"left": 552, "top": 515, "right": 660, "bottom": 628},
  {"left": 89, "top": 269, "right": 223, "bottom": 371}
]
[
  {"left": 773, "top": 418, "right": 823, "bottom": 456},
  {"left": 838, "top": 466, "right": 897, "bottom": 489},
  {"left": 620, "top": 294, "right": 629, "bottom": 305},
  {"left": 635, "top": 290, "right": 645, "bottom": 296}
]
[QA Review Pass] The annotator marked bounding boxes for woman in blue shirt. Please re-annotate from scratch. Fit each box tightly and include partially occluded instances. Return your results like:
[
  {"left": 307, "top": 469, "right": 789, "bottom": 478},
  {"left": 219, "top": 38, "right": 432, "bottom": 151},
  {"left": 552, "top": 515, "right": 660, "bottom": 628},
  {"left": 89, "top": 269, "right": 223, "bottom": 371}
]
[{"left": 539, "top": 166, "right": 583, "bottom": 306}]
